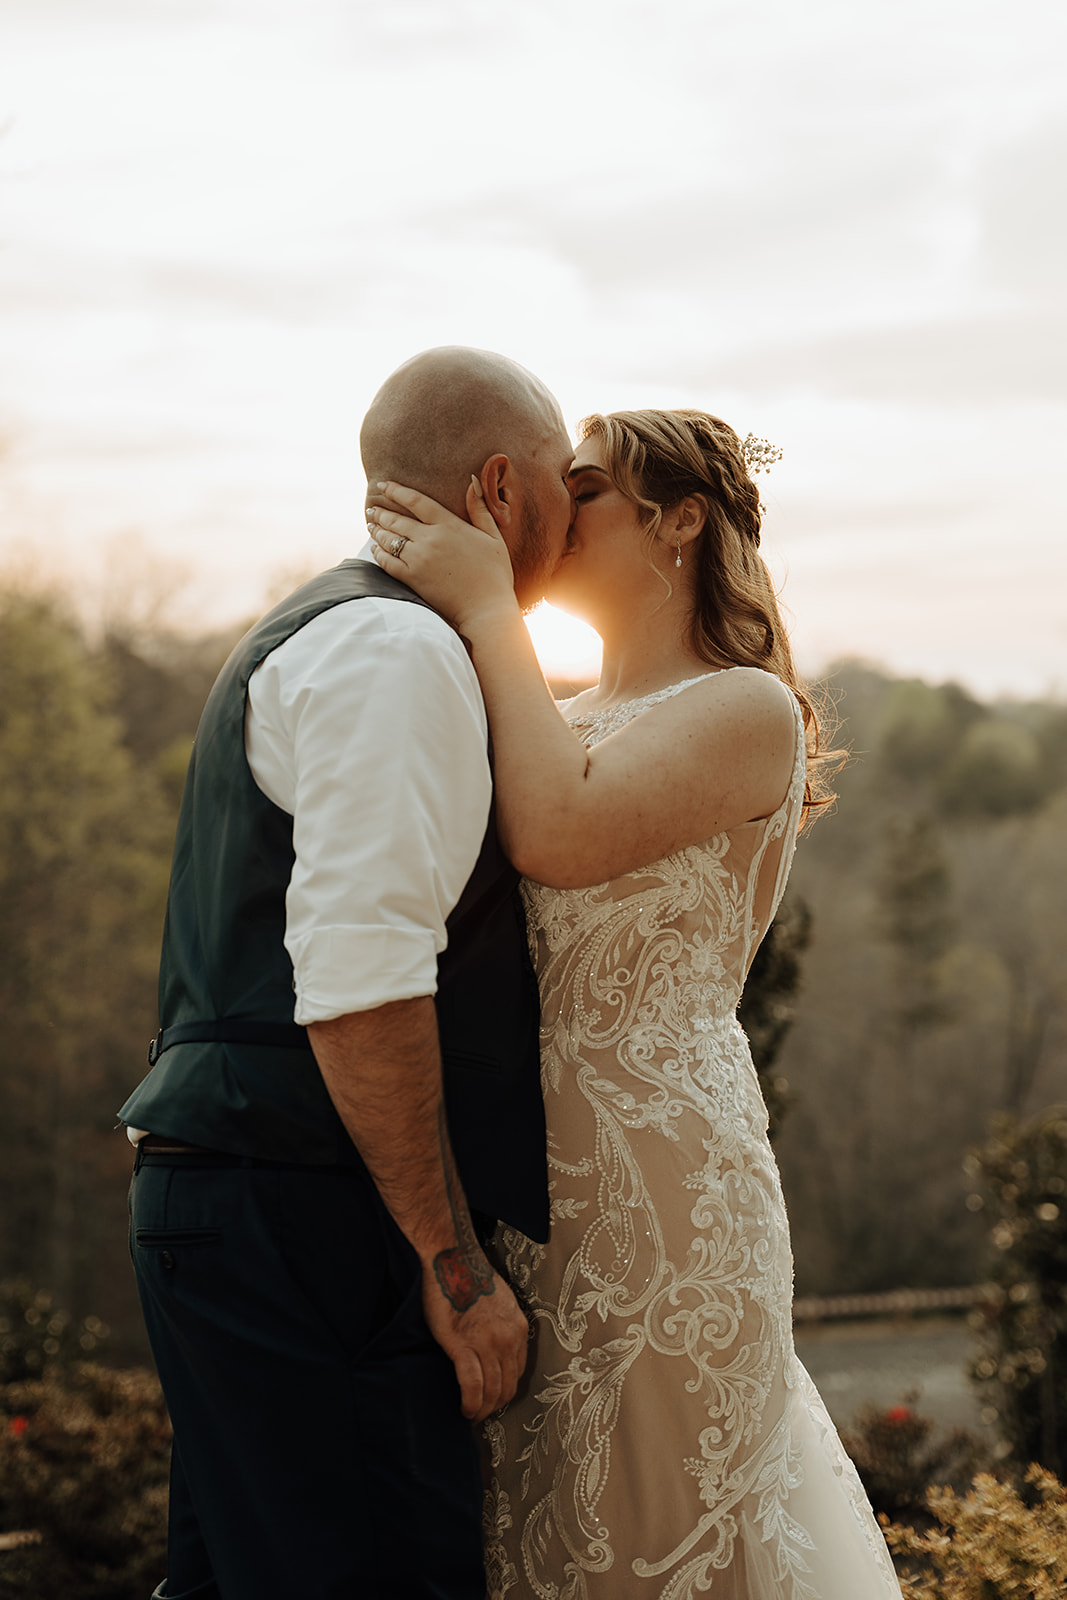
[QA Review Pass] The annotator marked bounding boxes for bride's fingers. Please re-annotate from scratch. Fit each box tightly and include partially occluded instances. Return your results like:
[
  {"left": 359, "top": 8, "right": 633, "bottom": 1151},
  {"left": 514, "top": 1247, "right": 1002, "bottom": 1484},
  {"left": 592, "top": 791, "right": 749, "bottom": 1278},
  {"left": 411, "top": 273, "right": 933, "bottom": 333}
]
[
  {"left": 366, "top": 513, "right": 412, "bottom": 565},
  {"left": 465, "top": 474, "right": 505, "bottom": 540},
  {"left": 366, "top": 506, "right": 422, "bottom": 539},
  {"left": 375, "top": 476, "right": 504, "bottom": 544},
  {"left": 368, "top": 538, "right": 403, "bottom": 574},
  {"left": 365, "top": 528, "right": 405, "bottom": 569},
  {"left": 375, "top": 480, "right": 456, "bottom": 526}
]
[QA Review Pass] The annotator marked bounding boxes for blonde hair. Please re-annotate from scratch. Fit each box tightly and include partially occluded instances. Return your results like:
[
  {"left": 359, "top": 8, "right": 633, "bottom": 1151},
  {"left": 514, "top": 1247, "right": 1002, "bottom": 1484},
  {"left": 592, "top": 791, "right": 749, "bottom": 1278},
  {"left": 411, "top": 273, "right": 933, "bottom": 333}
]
[{"left": 578, "top": 408, "right": 841, "bottom": 823}]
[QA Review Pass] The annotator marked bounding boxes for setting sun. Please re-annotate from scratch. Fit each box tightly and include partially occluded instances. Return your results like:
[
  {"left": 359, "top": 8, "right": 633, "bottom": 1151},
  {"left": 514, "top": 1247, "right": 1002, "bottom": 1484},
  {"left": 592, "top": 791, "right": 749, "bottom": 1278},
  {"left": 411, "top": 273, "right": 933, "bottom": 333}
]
[{"left": 525, "top": 603, "right": 602, "bottom": 686}]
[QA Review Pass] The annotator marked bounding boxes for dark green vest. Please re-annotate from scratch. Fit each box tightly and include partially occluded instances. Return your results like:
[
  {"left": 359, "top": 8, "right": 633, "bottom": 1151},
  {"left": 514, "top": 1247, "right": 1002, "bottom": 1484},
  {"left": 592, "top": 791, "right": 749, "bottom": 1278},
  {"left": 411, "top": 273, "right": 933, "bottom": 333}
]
[{"left": 120, "top": 560, "right": 549, "bottom": 1241}]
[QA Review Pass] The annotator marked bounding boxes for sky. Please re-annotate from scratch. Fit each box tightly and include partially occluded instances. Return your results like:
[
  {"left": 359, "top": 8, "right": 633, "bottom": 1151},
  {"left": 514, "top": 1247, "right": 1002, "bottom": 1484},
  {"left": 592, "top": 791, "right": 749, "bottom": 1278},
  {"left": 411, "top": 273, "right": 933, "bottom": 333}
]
[{"left": 0, "top": 0, "right": 1064, "bottom": 696}]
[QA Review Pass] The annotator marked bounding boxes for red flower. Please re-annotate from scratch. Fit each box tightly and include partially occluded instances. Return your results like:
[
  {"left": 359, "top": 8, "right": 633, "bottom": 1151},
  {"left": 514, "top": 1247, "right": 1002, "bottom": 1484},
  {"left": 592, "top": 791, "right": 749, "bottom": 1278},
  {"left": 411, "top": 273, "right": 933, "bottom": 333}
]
[
  {"left": 8, "top": 1416, "right": 28, "bottom": 1438},
  {"left": 885, "top": 1405, "right": 912, "bottom": 1424}
]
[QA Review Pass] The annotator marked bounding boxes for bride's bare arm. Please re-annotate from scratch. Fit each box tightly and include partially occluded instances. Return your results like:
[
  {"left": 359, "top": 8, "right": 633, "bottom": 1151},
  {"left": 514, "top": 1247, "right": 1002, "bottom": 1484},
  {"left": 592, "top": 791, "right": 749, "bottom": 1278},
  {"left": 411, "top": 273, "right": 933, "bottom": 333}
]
[{"left": 369, "top": 482, "right": 797, "bottom": 890}]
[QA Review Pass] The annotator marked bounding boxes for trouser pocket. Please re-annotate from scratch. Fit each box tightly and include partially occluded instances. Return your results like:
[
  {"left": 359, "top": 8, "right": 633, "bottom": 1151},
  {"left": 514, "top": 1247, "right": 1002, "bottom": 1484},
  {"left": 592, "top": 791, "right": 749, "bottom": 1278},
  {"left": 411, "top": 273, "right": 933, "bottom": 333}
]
[{"left": 135, "top": 1230, "right": 221, "bottom": 1248}]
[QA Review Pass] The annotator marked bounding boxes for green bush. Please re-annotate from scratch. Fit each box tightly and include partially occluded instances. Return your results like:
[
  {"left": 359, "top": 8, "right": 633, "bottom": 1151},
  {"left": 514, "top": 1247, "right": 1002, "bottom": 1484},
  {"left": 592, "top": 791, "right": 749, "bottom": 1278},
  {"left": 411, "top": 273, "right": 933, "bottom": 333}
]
[
  {"left": 885, "top": 1465, "right": 1067, "bottom": 1598},
  {"left": 965, "top": 1107, "right": 1067, "bottom": 1476},
  {"left": 0, "top": 1362, "right": 169, "bottom": 1599}
]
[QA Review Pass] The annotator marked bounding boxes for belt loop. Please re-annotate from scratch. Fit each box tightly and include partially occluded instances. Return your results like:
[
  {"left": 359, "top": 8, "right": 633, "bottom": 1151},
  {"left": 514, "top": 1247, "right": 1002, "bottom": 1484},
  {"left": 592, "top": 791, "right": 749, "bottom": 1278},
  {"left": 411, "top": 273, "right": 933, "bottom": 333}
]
[{"left": 133, "top": 1139, "right": 144, "bottom": 1174}]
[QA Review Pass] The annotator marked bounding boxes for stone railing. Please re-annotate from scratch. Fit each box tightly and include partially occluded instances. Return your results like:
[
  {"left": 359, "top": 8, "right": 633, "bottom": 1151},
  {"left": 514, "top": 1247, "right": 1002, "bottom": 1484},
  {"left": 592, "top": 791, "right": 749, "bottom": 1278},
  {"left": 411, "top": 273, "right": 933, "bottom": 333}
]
[{"left": 792, "top": 1285, "right": 986, "bottom": 1323}]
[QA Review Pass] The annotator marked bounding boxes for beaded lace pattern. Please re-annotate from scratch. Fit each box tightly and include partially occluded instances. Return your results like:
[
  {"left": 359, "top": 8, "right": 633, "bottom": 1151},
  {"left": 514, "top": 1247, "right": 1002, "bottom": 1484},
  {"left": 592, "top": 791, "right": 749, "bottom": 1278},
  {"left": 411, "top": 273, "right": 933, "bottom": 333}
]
[{"left": 482, "top": 673, "right": 899, "bottom": 1600}]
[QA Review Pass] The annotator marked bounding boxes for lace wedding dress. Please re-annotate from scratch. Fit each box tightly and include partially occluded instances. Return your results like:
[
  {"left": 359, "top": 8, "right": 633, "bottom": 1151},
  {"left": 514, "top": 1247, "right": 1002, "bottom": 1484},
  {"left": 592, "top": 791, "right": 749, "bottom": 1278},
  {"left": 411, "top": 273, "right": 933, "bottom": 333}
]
[{"left": 483, "top": 675, "right": 900, "bottom": 1600}]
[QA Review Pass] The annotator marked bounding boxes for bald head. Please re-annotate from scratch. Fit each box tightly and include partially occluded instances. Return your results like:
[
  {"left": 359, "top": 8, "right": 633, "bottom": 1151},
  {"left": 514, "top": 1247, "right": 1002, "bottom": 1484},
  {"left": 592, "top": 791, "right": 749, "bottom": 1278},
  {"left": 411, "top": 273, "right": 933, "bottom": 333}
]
[{"left": 361, "top": 346, "right": 567, "bottom": 516}]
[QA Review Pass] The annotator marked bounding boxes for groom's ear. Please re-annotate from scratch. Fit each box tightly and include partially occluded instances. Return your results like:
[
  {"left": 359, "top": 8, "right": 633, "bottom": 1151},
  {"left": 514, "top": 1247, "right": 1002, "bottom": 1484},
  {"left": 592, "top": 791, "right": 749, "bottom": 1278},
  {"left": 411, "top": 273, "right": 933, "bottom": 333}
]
[{"left": 480, "top": 454, "right": 515, "bottom": 529}]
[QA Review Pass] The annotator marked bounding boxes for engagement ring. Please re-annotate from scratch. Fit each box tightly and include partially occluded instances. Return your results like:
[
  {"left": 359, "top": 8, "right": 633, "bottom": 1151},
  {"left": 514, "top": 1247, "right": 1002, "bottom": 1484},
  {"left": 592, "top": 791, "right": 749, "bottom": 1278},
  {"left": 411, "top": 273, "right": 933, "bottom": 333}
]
[{"left": 389, "top": 535, "right": 408, "bottom": 558}]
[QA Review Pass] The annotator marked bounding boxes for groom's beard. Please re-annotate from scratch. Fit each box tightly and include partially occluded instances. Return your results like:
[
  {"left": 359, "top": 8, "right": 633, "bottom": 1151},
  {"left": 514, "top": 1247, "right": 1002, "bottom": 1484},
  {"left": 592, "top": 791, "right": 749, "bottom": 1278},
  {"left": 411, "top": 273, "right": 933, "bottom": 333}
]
[{"left": 510, "top": 499, "right": 553, "bottom": 614}]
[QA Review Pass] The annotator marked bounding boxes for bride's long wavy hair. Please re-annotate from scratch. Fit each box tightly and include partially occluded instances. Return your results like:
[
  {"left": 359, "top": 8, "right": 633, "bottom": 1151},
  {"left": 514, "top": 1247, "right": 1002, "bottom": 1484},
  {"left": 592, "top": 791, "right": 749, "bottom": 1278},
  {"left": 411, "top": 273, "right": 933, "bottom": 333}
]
[{"left": 578, "top": 407, "right": 842, "bottom": 823}]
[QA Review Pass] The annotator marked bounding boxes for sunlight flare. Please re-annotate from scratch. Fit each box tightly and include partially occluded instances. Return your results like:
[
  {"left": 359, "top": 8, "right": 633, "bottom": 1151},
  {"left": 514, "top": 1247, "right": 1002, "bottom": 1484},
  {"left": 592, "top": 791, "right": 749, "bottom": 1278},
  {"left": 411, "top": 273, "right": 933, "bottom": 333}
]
[{"left": 525, "top": 603, "right": 602, "bottom": 685}]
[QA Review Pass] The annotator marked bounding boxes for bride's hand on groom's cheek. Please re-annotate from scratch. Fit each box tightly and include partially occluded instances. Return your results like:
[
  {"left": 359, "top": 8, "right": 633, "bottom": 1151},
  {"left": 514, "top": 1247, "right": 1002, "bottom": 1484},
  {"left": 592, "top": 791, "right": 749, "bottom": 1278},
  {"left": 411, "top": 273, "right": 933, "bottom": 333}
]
[{"left": 367, "top": 479, "right": 518, "bottom": 632}]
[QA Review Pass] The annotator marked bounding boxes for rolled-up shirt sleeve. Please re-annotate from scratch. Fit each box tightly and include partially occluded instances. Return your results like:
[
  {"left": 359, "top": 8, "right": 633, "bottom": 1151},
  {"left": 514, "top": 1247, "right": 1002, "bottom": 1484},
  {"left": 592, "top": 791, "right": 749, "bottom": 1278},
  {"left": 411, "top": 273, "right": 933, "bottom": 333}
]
[{"left": 245, "top": 589, "right": 491, "bottom": 1021}]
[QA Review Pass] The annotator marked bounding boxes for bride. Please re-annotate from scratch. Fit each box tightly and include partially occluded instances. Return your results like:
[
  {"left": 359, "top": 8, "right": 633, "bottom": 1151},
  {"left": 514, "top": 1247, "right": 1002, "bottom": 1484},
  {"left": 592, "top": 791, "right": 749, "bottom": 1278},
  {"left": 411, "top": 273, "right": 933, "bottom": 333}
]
[{"left": 368, "top": 408, "right": 899, "bottom": 1600}]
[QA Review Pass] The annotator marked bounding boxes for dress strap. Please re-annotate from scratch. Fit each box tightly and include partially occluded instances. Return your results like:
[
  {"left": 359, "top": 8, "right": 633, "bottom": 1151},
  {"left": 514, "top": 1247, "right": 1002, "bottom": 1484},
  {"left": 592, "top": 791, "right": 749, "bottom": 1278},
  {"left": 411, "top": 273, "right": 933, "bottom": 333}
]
[{"left": 765, "top": 693, "right": 808, "bottom": 904}]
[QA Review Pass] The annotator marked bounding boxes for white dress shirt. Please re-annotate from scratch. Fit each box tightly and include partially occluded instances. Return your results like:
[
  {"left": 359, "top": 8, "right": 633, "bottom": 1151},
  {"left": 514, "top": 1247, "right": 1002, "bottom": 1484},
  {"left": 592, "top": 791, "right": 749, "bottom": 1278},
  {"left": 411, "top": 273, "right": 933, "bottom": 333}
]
[{"left": 245, "top": 566, "right": 492, "bottom": 1021}]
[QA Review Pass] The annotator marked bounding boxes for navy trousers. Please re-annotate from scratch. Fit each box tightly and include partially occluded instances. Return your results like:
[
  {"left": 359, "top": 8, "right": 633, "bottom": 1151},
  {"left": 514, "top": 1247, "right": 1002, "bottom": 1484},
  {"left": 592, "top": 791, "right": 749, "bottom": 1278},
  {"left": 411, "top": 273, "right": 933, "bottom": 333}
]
[{"left": 129, "top": 1149, "right": 485, "bottom": 1599}]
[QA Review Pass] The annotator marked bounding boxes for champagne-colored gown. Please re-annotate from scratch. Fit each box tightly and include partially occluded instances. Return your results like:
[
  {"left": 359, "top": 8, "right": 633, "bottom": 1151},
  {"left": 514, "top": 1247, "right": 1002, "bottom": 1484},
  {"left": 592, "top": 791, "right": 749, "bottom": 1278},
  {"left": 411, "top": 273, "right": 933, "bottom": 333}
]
[{"left": 483, "top": 676, "right": 899, "bottom": 1599}]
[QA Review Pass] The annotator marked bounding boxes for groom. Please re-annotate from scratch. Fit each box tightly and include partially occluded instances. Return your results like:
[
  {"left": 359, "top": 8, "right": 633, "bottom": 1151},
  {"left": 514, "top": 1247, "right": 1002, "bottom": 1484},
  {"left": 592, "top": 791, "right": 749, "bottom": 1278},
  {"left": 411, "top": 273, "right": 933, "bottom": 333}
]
[{"left": 120, "top": 348, "right": 575, "bottom": 1599}]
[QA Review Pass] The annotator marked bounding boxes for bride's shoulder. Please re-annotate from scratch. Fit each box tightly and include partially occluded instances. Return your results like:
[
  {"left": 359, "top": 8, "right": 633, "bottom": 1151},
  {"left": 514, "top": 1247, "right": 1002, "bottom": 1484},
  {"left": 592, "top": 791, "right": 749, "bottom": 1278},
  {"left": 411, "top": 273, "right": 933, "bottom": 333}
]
[
  {"left": 683, "top": 665, "right": 797, "bottom": 722},
  {"left": 665, "top": 668, "right": 798, "bottom": 767}
]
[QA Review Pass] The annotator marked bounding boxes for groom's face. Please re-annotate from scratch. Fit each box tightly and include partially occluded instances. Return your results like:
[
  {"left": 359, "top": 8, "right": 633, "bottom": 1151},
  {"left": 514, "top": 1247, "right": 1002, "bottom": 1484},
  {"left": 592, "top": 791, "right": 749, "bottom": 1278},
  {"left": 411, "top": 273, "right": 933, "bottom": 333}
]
[{"left": 507, "top": 425, "right": 576, "bottom": 611}]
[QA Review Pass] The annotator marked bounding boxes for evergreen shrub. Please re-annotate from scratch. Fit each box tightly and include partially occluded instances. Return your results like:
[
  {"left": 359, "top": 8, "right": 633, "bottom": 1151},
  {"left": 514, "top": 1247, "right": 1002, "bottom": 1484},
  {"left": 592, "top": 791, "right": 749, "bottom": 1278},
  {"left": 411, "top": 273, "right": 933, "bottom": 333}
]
[
  {"left": 965, "top": 1107, "right": 1067, "bottom": 1476},
  {"left": 840, "top": 1394, "right": 984, "bottom": 1523}
]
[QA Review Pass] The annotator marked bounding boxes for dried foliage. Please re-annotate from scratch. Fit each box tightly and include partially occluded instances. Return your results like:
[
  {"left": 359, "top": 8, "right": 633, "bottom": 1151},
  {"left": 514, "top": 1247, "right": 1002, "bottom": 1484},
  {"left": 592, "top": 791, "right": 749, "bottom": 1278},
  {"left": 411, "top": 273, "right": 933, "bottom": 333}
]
[
  {"left": 885, "top": 1465, "right": 1067, "bottom": 1599},
  {"left": 0, "top": 1280, "right": 168, "bottom": 1597},
  {"left": 0, "top": 1361, "right": 169, "bottom": 1599}
]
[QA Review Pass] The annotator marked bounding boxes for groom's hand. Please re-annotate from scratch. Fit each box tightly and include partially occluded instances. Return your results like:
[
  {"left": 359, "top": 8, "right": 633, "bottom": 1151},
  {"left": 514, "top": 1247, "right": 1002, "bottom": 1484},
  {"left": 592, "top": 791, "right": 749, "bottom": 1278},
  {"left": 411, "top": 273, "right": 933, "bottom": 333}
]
[{"left": 421, "top": 1251, "right": 530, "bottom": 1422}]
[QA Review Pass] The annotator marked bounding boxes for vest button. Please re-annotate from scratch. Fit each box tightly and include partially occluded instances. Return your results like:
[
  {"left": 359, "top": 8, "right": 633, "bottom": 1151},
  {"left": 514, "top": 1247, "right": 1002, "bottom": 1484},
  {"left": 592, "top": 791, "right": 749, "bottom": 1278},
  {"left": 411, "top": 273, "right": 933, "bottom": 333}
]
[{"left": 161, "top": 1251, "right": 175, "bottom": 1271}]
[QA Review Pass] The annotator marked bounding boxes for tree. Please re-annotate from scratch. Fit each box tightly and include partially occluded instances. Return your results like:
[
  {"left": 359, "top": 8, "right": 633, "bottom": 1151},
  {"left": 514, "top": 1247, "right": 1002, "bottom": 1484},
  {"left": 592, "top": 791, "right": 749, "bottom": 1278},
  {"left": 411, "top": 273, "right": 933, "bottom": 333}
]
[
  {"left": 0, "top": 593, "right": 172, "bottom": 1339},
  {"left": 952, "top": 794, "right": 1067, "bottom": 1116},
  {"left": 939, "top": 719, "right": 1045, "bottom": 818},
  {"left": 877, "top": 678, "right": 981, "bottom": 787},
  {"left": 739, "top": 893, "right": 811, "bottom": 1142},
  {"left": 773, "top": 662, "right": 1067, "bottom": 1298},
  {"left": 877, "top": 813, "right": 954, "bottom": 1034}
]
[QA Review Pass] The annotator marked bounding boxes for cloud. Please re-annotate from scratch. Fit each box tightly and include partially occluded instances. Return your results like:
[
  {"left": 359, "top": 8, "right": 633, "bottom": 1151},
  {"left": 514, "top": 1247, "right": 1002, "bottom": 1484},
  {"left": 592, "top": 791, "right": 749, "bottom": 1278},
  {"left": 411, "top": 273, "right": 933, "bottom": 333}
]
[
  {"left": 0, "top": 0, "right": 217, "bottom": 17},
  {"left": 778, "top": 492, "right": 987, "bottom": 543},
  {"left": 705, "top": 310, "right": 1067, "bottom": 404},
  {"left": 0, "top": 0, "right": 1064, "bottom": 697},
  {"left": 978, "top": 117, "right": 1067, "bottom": 299},
  {"left": 142, "top": 260, "right": 369, "bottom": 322},
  {"left": 409, "top": 130, "right": 946, "bottom": 310}
]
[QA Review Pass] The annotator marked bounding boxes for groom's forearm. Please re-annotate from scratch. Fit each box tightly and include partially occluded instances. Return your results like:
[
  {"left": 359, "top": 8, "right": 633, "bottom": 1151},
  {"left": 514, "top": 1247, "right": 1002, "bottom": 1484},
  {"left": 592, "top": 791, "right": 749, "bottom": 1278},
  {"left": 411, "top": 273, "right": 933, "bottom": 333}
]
[
  {"left": 307, "top": 997, "right": 487, "bottom": 1304},
  {"left": 309, "top": 995, "right": 530, "bottom": 1421}
]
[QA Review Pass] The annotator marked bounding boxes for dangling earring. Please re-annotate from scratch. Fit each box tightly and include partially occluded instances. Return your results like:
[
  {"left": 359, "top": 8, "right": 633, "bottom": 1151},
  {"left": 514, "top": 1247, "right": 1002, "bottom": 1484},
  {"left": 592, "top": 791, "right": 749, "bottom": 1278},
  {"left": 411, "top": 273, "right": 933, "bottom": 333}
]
[{"left": 675, "top": 538, "right": 682, "bottom": 569}]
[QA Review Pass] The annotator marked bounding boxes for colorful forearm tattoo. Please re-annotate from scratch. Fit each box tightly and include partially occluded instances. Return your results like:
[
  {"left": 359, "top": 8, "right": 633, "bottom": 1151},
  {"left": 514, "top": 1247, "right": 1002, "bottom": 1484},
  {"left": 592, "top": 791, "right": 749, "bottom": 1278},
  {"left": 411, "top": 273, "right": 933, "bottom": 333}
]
[
  {"left": 434, "top": 1102, "right": 495, "bottom": 1313},
  {"left": 434, "top": 1244, "right": 495, "bottom": 1312}
]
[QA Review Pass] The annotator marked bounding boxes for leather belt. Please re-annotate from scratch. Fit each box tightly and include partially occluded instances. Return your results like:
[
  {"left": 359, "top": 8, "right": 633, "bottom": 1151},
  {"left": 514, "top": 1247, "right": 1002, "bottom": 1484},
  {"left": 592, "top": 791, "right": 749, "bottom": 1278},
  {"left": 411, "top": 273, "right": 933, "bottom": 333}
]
[{"left": 138, "top": 1134, "right": 231, "bottom": 1158}]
